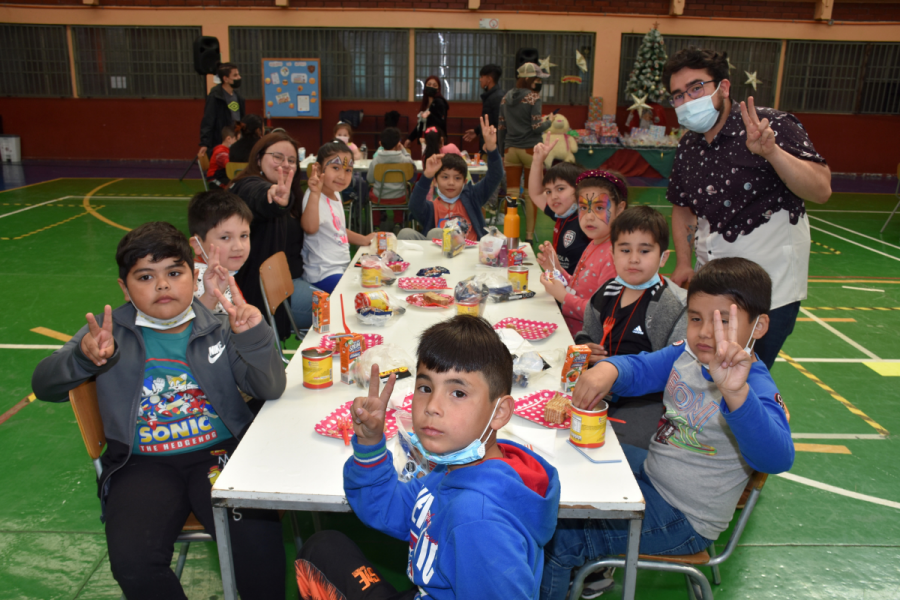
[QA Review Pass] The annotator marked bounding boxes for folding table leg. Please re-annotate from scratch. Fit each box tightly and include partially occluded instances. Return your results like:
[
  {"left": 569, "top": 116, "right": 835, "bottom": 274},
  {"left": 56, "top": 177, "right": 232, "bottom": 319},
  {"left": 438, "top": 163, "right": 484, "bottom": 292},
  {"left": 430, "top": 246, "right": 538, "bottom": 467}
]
[
  {"left": 621, "top": 518, "right": 642, "bottom": 600},
  {"left": 213, "top": 505, "right": 238, "bottom": 600}
]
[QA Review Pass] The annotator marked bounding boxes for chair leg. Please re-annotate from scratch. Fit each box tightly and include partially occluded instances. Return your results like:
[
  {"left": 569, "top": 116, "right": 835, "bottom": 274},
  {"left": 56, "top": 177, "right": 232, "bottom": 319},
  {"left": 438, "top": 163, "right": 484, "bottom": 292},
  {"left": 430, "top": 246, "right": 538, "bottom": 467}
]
[
  {"left": 684, "top": 573, "right": 697, "bottom": 600},
  {"left": 173, "top": 541, "right": 190, "bottom": 579},
  {"left": 289, "top": 512, "right": 305, "bottom": 558},
  {"left": 708, "top": 543, "right": 722, "bottom": 585},
  {"left": 683, "top": 567, "right": 714, "bottom": 600},
  {"left": 881, "top": 199, "right": 900, "bottom": 233}
]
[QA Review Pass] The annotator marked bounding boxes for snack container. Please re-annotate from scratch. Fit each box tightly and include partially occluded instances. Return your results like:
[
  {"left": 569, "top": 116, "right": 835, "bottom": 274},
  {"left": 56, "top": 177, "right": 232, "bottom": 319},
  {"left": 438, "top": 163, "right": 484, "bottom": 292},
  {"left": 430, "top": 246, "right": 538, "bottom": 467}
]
[
  {"left": 375, "top": 231, "right": 394, "bottom": 255},
  {"left": 311, "top": 291, "right": 330, "bottom": 334},
  {"left": 508, "top": 266, "right": 529, "bottom": 292},
  {"left": 561, "top": 344, "right": 592, "bottom": 393},
  {"left": 456, "top": 298, "right": 483, "bottom": 317},
  {"left": 339, "top": 334, "right": 366, "bottom": 385},
  {"left": 361, "top": 265, "right": 381, "bottom": 288},
  {"left": 355, "top": 291, "right": 390, "bottom": 311},
  {"left": 302, "top": 348, "right": 333, "bottom": 389},
  {"left": 507, "top": 247, "right": 526, "bottom": 267},
  {"left": 442, "top": 221, "right": 464, "bottom": 258},
  {"left": 569, "top": 400, "right": 608, "bottom": 448}
]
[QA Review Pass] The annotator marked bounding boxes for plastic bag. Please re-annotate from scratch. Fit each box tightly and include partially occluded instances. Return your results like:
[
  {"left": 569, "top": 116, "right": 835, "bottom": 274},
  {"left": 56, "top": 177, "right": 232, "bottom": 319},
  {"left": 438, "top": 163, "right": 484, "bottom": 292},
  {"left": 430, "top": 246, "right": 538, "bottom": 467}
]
[
  {"left": 472, "top": 272, "right": 513, "bottom": 298},
  {"left": 369, "top": 231, "right": 397, "bottom": 256},
  {"left": 358, "top": 255, "right": 398, "bottom": 287},
  {"left": 478, "top": 226, "right": 506, "bottom": 266},
  {"left": 453, "top": 276, "right": 488, "bottom": 317},
  {"left": 512, "top": 351, "right": 551, "bottom": 388},
  {"left": 393, "top": 411, "right": 434, "bottom": 481},
  {"left": 352, "top": 343, "right": 415, "bottom": 392},
  {"left": 354, "top": 291, "right": 406, "bottom": 326},
  {"left": 442, "top": 218, "right": 467, "bottom": 258}
]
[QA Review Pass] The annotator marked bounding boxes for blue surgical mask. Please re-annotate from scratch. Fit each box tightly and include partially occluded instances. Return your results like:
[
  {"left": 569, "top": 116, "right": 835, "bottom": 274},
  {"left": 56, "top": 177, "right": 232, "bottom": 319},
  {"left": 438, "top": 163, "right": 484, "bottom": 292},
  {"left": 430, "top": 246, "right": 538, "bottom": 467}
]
[
  {"left": 554, "top": 204, "right": 577, "bottom": 219},
  {"left": 675, "top": 83, "right": 722, "bottom": 134},
  {"left": 407, "top": 399, "right": 501, "bottom": 466},
  {"left": 615, "top": 273, "right": 661, "bottom": 291},
  {"left": 436, "top": 189, "right": 461, "bottom": 204}
]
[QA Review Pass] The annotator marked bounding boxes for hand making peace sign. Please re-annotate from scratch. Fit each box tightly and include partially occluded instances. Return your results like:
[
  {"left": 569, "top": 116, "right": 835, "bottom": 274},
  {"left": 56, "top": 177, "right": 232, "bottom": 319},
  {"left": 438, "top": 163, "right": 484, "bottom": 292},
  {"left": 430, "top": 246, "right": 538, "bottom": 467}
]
[
  {"left": 708, "top": 304, "right": 753, "bottom": 398},
  {"left": 532, "top": 139, "right": 558, "bottom": 165},
  {"left": 202, "top": 243, "right": 230, "bottom": 299},
  {"left": 423, "top": 153, "right": 445, "bottom": 179},
  {"left": 740, "top": 97, "right": 777, "bottom": 159},
  {"left": 307, "top": 162, "right": 323, "bottom": 196},
  {"left": 480, "top": 114, "right": 498, "bottom": 152},
  {"left": 267, "top": 164, "right": 295, "bottom": 206},
  {"left": 81, "top": 305, "right": 115, "bottom": 366},
  {"left": 213, "top": 277, "right": 262, "bottom": 334},
  {"left": 351, "top": 364, "right": 397, "bottom": 445}
]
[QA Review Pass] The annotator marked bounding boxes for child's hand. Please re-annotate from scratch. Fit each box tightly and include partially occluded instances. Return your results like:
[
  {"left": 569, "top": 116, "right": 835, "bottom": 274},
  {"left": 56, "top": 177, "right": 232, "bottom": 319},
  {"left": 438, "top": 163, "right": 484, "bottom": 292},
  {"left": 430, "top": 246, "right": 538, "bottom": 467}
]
[
  {"left": 214, "top": 277, "right": 262, "bottom": 334},
  {"left": 709, "top": 304, "right": 753, "bottom": 402},
  {"left": 351, "top": 364, "right": 397, "bottom": 445},
  {"left": 81, "top": 305, "right": 115, "bottom": 366},
  {"left": 268, "top": 165, "right": 295, "bottom": 206},
  {"left": 480, "top": 114, "right": 497, "bottom": 152},
  {"left": 539, "top": 271, "right": 568, "bottom": 303},
  {"left": 586, "top": 342, "right": 608, "bottom": 365},
  {"left": 572, "top": 361, "right": 618, "bottom": 410},
  {"left": 423, "top": 154, "right": 444, "bottom": 179},
  {"left": 202, "top": 244, "right": 230, "bottom": 297},
  {"left": 532, "top": 139, "right": 558, "bottom": 164},
  {"left": 536, "top": 241, "right": 561, "bottom": 273}
]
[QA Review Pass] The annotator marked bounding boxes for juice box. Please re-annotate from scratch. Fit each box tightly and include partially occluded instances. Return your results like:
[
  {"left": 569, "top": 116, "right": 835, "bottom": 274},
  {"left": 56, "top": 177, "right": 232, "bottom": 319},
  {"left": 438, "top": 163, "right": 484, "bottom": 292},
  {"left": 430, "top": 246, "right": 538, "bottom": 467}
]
[
  {"left": 312, "top": 291, "right": 330, "bottom": 334},
  {"left": 339, "top": 334, "right": 366, "bottom": 385},
  {"left": 507, "top": 247, "right": 526, "bottom": 267},
  {"left": 561, "top": 344, "right": 592, "bottom": 393},
  {"left": 375, "top": 231, "right": 392, "bottom": 255}
]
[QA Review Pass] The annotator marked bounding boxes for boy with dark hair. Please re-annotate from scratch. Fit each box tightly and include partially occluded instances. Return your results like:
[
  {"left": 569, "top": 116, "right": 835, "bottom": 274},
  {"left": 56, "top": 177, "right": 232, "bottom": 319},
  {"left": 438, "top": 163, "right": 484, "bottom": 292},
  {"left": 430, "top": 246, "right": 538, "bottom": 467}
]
[
  {"left": 367, "top": 126, "right": 416, "bottom": 230},
  {"left": 187, "top": 188, "right": 253, "bottom": 315},
  {"left": 576, "top": 205, "right": 686, "bottom": 449},
  {"left": 296, "top": 315, "right": 561, "bottom": 600},
  {"left": 207, "top": 124, "right": 238, "bottom": 188},
  {"left": 32, "top": 222, "right": 286, "bottom": 600},
  {"left": 540, "top": 257, "right": 793, "bottom": 600},
  {"left": 401, "top": 115, "right": 504, "bottom": 241}
]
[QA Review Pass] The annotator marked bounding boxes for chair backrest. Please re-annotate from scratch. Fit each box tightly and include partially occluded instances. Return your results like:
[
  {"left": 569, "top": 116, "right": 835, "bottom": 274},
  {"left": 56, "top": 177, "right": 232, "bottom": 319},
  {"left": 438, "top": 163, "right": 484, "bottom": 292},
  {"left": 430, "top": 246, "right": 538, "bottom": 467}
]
[
  {"left": 68, "top": 380, "right": 106, "bottom": 475},
  {"left": 259, "top": 251, "right": 294, "bottom": 316},
  {"left": 374, "top": 162, "right": 415, "bottom": 185},
  {"left": 226, "top": 162, "right": 247, "bottom": 179}
]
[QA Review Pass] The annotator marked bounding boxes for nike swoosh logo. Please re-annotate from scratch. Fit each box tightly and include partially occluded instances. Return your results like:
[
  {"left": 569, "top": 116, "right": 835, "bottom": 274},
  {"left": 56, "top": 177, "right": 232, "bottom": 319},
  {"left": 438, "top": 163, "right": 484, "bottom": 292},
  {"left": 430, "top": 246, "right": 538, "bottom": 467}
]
[{"left": 208, "top": 343, "right": 225, "bottom": 364}]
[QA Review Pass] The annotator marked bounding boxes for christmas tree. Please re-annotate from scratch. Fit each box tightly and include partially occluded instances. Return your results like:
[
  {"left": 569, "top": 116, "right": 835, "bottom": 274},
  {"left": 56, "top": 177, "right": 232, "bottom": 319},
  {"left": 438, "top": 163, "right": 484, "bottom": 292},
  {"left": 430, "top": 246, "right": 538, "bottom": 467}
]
[{"left": 624, "top": 28, "right": 668, "bottom": 106}]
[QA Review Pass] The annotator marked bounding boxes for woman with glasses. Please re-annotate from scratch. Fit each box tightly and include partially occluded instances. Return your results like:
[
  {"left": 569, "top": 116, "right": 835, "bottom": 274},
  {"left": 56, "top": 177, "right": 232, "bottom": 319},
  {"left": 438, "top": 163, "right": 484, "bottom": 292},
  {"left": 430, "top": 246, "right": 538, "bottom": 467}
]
[{"left": 231, "top": 132, "right": 319, "bottom": 337}]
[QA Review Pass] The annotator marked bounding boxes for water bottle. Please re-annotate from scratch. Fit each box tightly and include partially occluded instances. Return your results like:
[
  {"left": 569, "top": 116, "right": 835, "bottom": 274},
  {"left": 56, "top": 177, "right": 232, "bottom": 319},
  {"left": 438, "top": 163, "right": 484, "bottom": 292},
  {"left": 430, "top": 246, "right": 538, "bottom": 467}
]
[{"left": 360, "top": 143, "right": 368, "bottom": 160}]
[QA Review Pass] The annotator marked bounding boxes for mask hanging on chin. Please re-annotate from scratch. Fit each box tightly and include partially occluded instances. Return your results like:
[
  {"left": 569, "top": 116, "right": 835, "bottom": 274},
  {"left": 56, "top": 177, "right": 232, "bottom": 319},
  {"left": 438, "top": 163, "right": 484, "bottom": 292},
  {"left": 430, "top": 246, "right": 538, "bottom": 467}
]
[
  {"left": 406, "top": 399, "right": 501, "bottom": 466},
  {"left": 436, "top": 189, "right": 461, "bottom": 204},
  {"left": 554, "top": 203, "right": 577, "bottom": 219},
  {"left": 675, "top": 83, "right": 722, "bottom": 134},
  {"left": 132, "top": 302, "right": 196, "bottom": 331}
]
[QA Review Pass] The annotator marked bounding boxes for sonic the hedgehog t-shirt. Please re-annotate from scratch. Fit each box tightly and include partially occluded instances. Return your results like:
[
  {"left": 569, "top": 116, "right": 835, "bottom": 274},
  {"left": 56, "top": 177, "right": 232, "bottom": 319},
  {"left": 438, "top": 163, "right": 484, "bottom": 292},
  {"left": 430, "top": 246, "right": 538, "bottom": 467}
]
[{"left": 132, "top": 324, "right": 233, "bottom": 455}]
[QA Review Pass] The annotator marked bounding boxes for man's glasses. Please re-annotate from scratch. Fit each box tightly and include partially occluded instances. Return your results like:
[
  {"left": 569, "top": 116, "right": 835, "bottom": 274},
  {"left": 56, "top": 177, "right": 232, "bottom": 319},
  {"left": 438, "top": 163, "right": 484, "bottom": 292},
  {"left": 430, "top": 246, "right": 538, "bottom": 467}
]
[
  {"left": 669, "top": 80, "right": 716, "bottom": 107},
  {"left": 264, "top": 151, "right": 297, "bottom": 166}
]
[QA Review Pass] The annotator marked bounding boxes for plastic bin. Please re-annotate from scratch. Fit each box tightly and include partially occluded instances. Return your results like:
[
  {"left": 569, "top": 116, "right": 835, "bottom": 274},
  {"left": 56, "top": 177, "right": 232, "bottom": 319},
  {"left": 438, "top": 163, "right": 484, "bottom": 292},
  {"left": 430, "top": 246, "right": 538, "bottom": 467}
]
[{"left": 0, "top": 135, "right": 21, "bottom": 163}]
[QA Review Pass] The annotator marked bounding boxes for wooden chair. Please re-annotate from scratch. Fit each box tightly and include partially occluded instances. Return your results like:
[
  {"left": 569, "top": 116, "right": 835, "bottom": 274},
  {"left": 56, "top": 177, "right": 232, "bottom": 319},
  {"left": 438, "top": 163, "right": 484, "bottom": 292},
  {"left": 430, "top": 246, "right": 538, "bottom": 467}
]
[
  {"left": 259, "top": 251, "right": 305, "bottom": 364},
  {"left": 198, "top": 152, "right": 210, "bottom": 191},
  {"left": 568, "top": 403, "right": 791, "bottom": 600},
  {"left": 68, "top": 381, "right": 212, "bottom": 594},
  {"left": 370, "top": 162, "right": 415, "bottom": 233},
  {"left": 881, "top": 163, "right": 900, "bottom": 233},
  {"left": 226, "top": 161, "right": 247, "bottom": 180}
]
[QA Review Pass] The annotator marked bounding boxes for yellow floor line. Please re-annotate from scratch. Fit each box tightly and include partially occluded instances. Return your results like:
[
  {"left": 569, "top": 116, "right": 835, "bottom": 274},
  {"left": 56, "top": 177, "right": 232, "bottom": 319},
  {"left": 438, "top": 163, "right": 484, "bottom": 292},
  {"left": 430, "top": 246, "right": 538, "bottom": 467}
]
[
  {"left": 794, "top": 443, "right": 852, "bottom": 454},
  {"left": 863, "top": 362, "right": 900, "bottom": 377},
  {"left": 804, "top": 307, "right": 900, "bottom": 311},
  {"left": 779, "top": 350, "right": 889, "bottom": 436},
  {"left": 1, "top": 209, "right": 101, "bottom": 241},
  {"left": 796, "top": 318, "right": 856, "bottom": 322},
  {"left": 30, "top": 327, "right": 73, "bottom": 342},
  {"left": 82, "top": 179, "right": 130, "bottom": 231},
  {"left": 808, "top": 280, "right": 900, "bottom": 284}
]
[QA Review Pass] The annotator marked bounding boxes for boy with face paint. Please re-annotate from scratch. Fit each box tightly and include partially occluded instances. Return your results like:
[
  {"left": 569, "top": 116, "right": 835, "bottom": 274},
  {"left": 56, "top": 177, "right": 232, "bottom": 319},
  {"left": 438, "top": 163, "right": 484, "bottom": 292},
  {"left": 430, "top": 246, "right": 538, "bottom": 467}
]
[
  {"left": 32, "top": 222, "right": 287, "bottom": 600},
  {"left": 575, "top": 206, "right": 687, "bottom": 451},
  {"left": 540, "top": 257, "right": 793, "bottom": 600},
  {"left": 295, "top": 316, "right": 560, "bottom": 600}
]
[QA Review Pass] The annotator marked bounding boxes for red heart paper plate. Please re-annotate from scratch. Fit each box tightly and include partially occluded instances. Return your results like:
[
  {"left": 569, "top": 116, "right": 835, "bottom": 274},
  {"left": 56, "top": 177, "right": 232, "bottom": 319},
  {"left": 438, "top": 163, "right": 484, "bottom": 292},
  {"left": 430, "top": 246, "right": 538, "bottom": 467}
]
[
  {"left": 315, "top": 400, "right": 399, "bottom": 440},
  {"left": 493, "top": 317, "right": 558, "bottom": 341},
  {"left": 398, "top": 277, "right": 449, "bottom": 291},
  {"left": 514, "top": 390, "right": 572, "bottom": 429}
]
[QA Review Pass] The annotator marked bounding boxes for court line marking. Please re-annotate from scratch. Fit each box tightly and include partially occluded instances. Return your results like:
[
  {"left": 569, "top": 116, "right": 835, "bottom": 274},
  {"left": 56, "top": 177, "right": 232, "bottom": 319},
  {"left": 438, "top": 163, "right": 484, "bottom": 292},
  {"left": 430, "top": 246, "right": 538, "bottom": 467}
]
[
  {"left": 67, "top": 195, "right": 192, "bottom": 201},
  {"left": 794, "top": 443, "right": 851, "bottom": 454},
  {"left": 0, "top": 344, "right": 63, "bottom": 350},
  {"left": 0, "top": 178, "right": 63, "bottom": 194},
  {"left": 842, "top": 286, "right": 884, "bottom": 293},
  {"left": 778, "top": 351, "right": 888, "bottom": 436},
  {"left": 810, "top": 225, "right": 900, "bottom": 262},
  {"left": 808, "top": 210, "right": 894, "bottom": 214},
  {"left": 82, "top": 179, "right": 129, "bottom": 231},
  {"left": 804, "top": 306, "right": 900, "bottom": 310},
  {"left": 30, "top": 327, "right": 72, "bottom": 342},
  {"left": 1, "top": 208, "right": 101, "bottom": 241},
  {"left": 791, "top": 433, "right": 887, "bottom": 440},
  {"left": 798, "top": 307, "right": 880, "bottom": 360},
  {"left": 777, "top": 472, "right": 900, "bottom": 511},
  {"left": 809, "top": 214, "right": 900, "bottom": 251},
  {"left": 775, "top": 358, "right": 900, "bottom": 363},
  {"left": 0, "top": 197, "right": 64, "bottom": 219},
  {"left": 796, "top": 318, "right": 856, "bottom": 322}
]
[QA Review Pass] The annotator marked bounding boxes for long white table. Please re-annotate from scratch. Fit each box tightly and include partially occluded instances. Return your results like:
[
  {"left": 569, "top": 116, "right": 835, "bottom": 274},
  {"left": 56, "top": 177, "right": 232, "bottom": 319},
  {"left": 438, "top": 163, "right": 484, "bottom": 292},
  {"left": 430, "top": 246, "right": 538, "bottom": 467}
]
[
  {"left": 299, "top": 155, "right": 489, "bottom": 176},
  {"left": 211, "top": 241, "right": 644, "bottom": 600}
]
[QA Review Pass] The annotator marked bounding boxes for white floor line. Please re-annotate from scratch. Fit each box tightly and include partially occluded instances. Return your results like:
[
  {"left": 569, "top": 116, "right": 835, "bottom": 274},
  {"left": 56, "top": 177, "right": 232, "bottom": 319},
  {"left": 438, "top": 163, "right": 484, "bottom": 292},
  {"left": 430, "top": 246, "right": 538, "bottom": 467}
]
[
  {"left": 810, "top": 225, "right": 900, "bottom": 262},
  {"left": 808, "top": 210, "right": 893, "bottom": 214},
  {"left": 777, "top": 472, "right": 900, "bottom": 511},
  {"left": 809, "top": 214, "right": 900, "bottom": 251},
  {"left": 798, "top": 307, "right": 881, "bottom": 360},
  {"left": 66, "top": 195, "right": 192, "bottom": 201},
  {"left": 0, "top": 344, "right": 63, "bottom": 350},
  {"left": 842, "top": 285, "right": 885, "bottom": 293},
  {"left": 791, "top": 433, "right": 887, "bottom": 440},
  {"left": 774, "top": 358, "right": 900, "bottom": 363},
  {"left": 0, "top": 197, "right": 65, "bottom": 219}
]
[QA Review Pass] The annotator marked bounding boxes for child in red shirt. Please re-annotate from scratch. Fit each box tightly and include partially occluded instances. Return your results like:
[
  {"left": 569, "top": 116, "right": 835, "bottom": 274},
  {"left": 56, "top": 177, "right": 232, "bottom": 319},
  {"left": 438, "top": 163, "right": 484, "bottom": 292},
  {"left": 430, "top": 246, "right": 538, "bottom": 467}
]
[{"left": 207, "top": 125, "right": 238, "bottom": 188}]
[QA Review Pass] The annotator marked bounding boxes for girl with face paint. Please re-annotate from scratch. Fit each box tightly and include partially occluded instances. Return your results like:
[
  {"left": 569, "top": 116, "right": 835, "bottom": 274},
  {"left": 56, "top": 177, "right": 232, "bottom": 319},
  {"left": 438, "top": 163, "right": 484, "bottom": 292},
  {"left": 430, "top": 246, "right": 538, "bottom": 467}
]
[{"left": 539, "top": 170, "right": 628, "bottom": 336}]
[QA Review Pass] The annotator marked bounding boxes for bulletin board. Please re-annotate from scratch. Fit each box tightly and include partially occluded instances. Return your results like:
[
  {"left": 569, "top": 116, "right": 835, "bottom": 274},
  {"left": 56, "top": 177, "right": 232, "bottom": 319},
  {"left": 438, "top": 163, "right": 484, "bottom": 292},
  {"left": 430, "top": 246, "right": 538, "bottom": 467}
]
[{"left": 262, "top": 58, "right": 321, "bottom": 119}]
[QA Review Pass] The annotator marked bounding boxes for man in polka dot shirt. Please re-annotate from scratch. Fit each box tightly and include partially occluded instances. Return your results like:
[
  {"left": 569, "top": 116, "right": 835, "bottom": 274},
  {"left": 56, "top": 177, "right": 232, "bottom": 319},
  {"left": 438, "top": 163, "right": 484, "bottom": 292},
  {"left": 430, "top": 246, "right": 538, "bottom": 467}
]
[{"left": 663, "top": 47, "right": 831, "bottom": 369}]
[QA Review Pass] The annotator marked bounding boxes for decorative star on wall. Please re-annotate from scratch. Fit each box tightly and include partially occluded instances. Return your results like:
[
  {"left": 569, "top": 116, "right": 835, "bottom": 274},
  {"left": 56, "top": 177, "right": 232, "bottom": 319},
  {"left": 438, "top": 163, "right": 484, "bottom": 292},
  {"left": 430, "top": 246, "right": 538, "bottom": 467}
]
[
  {"left": 727, "top": 58, "right": 737, "bottom": 72},
  {"left": 539, "top": 55, "right": 557, "bottom": 72},
  {"left": 628, "top": 93, "right": 651, "bottom": 116},
  {"left": 575, "top": 50, "right": 588, "bottom": 73},
  {"left": 744, "top": 71, "right": 761, "bottom": 91}
]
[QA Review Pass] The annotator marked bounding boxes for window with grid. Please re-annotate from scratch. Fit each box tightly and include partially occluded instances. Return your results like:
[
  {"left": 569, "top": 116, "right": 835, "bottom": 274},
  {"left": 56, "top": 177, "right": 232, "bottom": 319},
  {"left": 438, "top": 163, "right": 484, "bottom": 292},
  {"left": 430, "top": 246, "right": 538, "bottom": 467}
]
[
  {"left": 618, "top": 34, "right": 782, "bottom": 108},
  {"left": 229, "top": 28, "right": 409, "bottom": 101},
  {"left": 414, "top": 30, "right": 595, "bottom": 105},
  {"left": 72, "top": 26, "right": 204, "bottom": 99},
  {"left": 0, "top": 24, "right": 71, "bottom": 97},
  {"left": 782, "top": 41, "right": 900, "bottom": 115}
]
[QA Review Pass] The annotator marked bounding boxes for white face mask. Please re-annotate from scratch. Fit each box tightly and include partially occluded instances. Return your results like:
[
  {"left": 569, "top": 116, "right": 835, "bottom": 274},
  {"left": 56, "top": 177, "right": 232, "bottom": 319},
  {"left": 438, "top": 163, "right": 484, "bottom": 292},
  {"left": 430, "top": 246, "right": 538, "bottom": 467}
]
[
  {"left": 674, "top": 83, "right": 722, "bottom": 134},
  {"left": 132, "top": 302, "right": 196, "bottom": 331},
  {"left": 685, "top": 315, "right": 760, "bottom": 369},
  {"left": 335, "top": 134, "right": 350, "bottom": 143}
]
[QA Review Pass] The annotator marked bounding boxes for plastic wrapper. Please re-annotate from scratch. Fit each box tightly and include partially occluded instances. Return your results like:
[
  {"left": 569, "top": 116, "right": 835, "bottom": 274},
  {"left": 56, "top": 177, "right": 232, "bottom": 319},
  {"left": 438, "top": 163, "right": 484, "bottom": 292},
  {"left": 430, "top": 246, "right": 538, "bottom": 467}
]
[
  {"left": 393, "top": 411, "right": 434, "bottom": 481},
  {"left": 512, "top": 351, "right": 551, "bottom": 388},
  {"left": 453, "top": 276, "right": 488, "bottom": 317},
  {"left": 354, "top": 291, "right": 406, "bottom": 326},
  {"left": 352, "top": 343, "right": 415, "bottom": 394},
  {"left": 442, "top": 218, "right": 467, "bottom": 258},
  {"left": 417, "top": 266, "right": 450, "bottom": 278},
  {"left": 469, "top": 272, "right": 514, "bottom": 300},
  {"left": 369, "top": 231, "right": 398, "bottom": 256},
  {"left": 358, "top": 255, "right": 398, "bottom": 287},
  {"left": 478, "top": 226, "right": 506, "bottom": 266}
]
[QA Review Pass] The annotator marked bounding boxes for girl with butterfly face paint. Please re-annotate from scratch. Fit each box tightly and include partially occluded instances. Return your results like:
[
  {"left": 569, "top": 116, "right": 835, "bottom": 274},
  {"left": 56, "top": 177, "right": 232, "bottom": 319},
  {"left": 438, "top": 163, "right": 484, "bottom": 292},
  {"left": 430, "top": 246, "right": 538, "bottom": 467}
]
[
  {"left": 300, "top": 141, "right": 376, "bottom": 294},
  {"left": 539, "top": 170, "right": 628, "bottom": 335}
]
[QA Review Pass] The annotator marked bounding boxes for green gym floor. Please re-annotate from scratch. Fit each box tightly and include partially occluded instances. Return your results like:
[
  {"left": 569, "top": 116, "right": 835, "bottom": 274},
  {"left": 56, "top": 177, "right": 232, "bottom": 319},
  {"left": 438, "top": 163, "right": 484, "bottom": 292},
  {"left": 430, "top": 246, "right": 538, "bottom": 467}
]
[{"left": 1, "top": 177, "right": 899, "bottom": 599}]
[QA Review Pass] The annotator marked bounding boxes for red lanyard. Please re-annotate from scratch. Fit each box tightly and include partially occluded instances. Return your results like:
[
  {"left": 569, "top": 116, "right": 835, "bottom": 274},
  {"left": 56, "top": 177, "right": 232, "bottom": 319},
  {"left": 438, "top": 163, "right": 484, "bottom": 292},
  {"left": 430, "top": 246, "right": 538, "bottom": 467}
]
[
  {"left": 552, "top": 213, "right": 577, "bottom": 249},
  {"left": 612, "top": 289, "right": 646, "bottom": 356}
]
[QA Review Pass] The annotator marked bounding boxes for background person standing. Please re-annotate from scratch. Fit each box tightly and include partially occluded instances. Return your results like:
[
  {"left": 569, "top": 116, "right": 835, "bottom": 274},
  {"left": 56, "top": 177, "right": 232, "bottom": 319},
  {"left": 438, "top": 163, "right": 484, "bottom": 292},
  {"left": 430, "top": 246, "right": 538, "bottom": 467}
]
[{"left": 199, "top": 63, "right": 244, "bottom": 159}]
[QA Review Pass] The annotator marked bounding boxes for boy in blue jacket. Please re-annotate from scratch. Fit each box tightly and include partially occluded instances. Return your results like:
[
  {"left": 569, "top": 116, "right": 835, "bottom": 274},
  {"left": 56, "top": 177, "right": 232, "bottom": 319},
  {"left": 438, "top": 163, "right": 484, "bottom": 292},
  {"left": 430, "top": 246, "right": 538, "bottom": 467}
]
[
  {"left": 296, "top": 315, "right": 561, "bottom": 600},
  {"left": 399, "top": 115, "right": 504, "bottom": 241},
  {"left": 540, "top": 257, "right": 794, "bottom": 600}
]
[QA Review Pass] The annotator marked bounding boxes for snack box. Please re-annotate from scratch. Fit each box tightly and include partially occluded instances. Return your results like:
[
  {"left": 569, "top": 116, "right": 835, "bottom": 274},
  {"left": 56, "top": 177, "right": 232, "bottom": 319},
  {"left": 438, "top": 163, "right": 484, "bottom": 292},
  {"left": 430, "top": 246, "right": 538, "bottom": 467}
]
[
  {"left": 312, "top": 290, "right": 330, "bottom": 334},
  {"left": 339, "top": 334, "right": 366, "bottom": 385},
  {"left": 507, "top": 247, "right": 526, "bottom": 267},
  {"left": 561, "top": 344, "right": 592, "bottom": 393}
]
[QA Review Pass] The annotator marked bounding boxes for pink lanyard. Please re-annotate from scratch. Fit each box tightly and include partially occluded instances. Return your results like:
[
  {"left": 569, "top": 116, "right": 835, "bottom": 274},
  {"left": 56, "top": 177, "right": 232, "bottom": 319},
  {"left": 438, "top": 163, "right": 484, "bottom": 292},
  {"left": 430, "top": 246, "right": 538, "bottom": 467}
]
[{"left": 325, "top": 196, "right": 348, "bottom": 244}]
